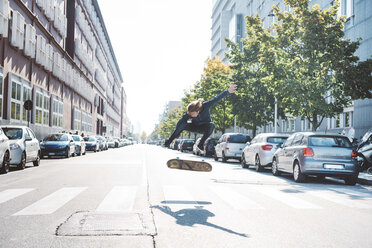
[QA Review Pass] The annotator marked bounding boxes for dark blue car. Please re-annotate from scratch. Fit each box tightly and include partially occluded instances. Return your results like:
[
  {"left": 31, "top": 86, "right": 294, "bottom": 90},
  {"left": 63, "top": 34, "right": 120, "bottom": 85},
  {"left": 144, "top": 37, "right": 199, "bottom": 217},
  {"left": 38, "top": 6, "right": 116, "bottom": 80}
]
[{"left": 40, "top": 133, "right": 76, "bottom": 158}]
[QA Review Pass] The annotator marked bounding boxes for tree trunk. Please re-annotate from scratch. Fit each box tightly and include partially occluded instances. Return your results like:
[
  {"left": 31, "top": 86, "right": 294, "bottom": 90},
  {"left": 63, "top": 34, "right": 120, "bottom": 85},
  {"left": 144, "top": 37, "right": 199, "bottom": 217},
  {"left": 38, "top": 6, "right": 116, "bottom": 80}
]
[{"left": 252, "top": 124, "right": 257, "bottom": 137}]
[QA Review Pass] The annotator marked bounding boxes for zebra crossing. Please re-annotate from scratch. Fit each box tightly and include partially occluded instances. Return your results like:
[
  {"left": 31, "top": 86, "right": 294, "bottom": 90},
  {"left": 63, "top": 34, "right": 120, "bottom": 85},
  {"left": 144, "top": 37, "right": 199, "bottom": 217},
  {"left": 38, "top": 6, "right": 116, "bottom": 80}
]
[{"left": 0, "top": 184, "right": 372, "bottom": 217}]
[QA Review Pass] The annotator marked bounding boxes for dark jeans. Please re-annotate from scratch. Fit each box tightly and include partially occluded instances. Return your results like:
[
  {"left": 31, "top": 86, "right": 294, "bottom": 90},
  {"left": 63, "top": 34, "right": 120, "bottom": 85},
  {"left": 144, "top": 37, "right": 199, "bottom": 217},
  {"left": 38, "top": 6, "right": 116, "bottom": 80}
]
[{"left": 167, "top": 122, "right": 215, "bottom": 148}]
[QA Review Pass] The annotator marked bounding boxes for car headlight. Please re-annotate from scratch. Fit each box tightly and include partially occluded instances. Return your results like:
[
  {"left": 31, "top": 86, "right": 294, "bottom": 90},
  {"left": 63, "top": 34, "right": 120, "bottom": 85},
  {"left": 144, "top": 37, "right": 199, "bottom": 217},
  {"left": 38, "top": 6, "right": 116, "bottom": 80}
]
[{"left": 9, "top": 143, "right": 20, "bottom": 150}]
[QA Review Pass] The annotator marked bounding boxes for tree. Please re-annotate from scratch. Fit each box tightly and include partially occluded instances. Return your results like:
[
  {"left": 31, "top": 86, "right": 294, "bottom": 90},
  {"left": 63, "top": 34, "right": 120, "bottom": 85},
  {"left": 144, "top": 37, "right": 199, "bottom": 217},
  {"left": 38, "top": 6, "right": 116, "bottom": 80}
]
[
  {"left": 187, "top": 57, "right": 234, "bottom": 133},
  {"left": 268, "top": 0, "right": 372, "bottom": 131},
  {"left": 157, "top": 108, "right": 184, "bottom": 139},
  {"left": 140, "top": 131, "right": 147, "bottom": 143},
  {"left": 226, "top": 16, "right": 280, "bottom": 137}
]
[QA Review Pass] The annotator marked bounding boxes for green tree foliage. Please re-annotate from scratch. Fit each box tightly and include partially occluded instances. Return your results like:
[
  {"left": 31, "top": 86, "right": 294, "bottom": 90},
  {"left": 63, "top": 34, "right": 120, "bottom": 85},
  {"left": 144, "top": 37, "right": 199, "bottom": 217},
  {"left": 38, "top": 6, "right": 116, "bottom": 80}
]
[
  {"left": 189, "top": 57, "right": 234, "bottom": 133},
  {"left": 157, "top": 108, "right": 184, "bottom": 139},
  {"left": 226, "top": 16, "right": 280, "bottom": 136},
  {"left": 269, "top": 0, "right": 372, "bottom": 130}
]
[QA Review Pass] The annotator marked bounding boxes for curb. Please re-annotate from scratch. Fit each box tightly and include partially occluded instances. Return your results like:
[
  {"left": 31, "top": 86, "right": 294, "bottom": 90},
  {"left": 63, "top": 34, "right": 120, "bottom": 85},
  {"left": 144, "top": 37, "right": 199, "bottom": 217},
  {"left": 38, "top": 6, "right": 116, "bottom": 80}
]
[{"left": 357, "top": 177, "right": 372, "bottom": 186}]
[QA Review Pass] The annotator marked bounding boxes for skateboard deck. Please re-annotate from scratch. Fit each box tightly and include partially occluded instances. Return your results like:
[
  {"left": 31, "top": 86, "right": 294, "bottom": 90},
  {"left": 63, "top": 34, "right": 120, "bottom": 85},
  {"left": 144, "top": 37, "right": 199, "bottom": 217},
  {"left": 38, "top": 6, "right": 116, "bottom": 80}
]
[{"left": 167, "top": 158, "right": 212, "bottom": 172}]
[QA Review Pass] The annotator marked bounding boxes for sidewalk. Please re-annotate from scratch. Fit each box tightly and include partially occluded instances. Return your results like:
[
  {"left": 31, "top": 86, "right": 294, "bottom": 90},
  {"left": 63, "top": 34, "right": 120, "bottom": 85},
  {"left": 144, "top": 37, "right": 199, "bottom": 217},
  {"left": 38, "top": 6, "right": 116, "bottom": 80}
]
[{"left": 358, "top": 172, "right": 372, "bottom": 186}]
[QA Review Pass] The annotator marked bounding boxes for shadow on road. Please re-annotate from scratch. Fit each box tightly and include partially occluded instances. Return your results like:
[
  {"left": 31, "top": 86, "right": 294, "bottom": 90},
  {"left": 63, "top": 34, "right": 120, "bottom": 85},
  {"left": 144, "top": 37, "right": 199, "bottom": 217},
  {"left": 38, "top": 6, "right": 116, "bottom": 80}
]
[{"left": 152, "top": 205, "right": 249, "bottom": 238}]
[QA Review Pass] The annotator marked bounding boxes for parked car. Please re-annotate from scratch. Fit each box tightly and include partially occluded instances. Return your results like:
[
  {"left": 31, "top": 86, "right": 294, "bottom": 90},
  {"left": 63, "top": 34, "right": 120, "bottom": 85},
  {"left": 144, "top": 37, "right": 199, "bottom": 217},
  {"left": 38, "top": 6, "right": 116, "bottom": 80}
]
[
  {"left": 214, "top": 133, "right": 251, "bottom": 162},
  {"left": 201, "top": 138, "right": 218, "bottom": 157},
  {"left": 84, "top": 136, "right": 99, "bottom": 152},
  {"left": 107, "top": 138, "right": 116, "bottom": 148},
  {"left": 112, "top": 137, "right": 121, "bottom": 148},
  {"left": 242, "top": 133, "right": 289, "bottom": 171},
  {"left": 170, "top": 139, "right": 181, "bottom": 150},
  {"left": 0, "top": 128, "right": 10, "bottom": 174},
  {"left": 2, "top": 126, "right": 41, "bottom": 170},
  {"left": 95, "top": 136, "right": 106, "bottom": 151},
  {"left": 179, "top": 139, "right": 195, "bottom": 152},
  {"left": 72, "top": 135, "right": 86, "bottom": 156},
  {"left": 272, "top": 132, "right": 359, "bottom": 185},
  {"left": 40, "top": 133, "right": 76, "bottom": 158}
]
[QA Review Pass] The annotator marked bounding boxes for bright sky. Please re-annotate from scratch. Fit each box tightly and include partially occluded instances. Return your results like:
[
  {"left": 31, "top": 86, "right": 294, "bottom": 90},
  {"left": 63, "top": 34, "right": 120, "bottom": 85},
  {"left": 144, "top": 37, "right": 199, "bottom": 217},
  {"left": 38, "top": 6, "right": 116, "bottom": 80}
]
[{"left": 98, "top": 0, "right": 213, "bottom": 135}]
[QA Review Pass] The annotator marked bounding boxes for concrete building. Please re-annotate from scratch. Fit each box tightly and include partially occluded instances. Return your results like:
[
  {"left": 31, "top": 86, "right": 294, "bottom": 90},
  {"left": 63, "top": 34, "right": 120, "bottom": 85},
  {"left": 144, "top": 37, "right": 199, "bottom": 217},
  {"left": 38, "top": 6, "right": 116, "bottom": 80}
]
[
  {"left": 0, "top": 0, "right": 127, "bottom": 139},
  {"left": 211, "top": 0, "right": 372, "bottom": 138}
]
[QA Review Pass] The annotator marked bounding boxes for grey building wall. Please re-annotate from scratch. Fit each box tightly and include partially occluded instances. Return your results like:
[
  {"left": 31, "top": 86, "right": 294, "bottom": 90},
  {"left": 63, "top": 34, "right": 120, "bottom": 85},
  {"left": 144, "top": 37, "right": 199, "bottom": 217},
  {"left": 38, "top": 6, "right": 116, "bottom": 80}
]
[{"left": 211, "top": 0, "right": 372, "bottom": 139}]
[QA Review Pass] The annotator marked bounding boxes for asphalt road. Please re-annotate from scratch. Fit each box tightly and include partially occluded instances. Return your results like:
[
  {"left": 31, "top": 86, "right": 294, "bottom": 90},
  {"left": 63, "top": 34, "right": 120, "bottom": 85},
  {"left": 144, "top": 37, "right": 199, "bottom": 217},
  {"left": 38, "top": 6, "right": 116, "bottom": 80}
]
[{"left": 1, "top": 144, "right": 372, "bottom": 248}]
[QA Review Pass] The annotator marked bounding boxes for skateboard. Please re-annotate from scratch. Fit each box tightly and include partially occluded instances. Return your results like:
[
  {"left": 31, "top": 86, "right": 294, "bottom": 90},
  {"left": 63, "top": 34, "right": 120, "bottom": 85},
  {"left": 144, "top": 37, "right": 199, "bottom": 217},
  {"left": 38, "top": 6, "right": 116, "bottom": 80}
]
[{"left": 167, "top": 158, "right": 212, "bottom": 172}]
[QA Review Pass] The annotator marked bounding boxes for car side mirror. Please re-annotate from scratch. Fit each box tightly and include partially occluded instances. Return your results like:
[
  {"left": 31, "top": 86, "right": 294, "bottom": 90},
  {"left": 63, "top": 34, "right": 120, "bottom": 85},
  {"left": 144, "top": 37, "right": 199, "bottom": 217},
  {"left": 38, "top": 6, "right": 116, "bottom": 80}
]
[
  {"left": 246, "top": 142, "right": 251, "bottom": 145},
  {"left": 280, "top": 143, "right": 284, "bottom": 148},
  {"left": 25, "top": 136, "right": 32, "bottom": 141}
]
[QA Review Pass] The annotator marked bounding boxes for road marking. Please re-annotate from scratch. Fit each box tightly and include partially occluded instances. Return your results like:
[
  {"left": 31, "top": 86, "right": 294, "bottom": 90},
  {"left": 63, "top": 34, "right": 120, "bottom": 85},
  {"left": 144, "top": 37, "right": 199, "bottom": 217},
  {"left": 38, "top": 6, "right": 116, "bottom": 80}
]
[
  {"left": 210, "top": 185, "right": 263, "bottom": 210},
  {"left": 254, "top": 186, "right": 322, "bottom": 209},
  {"left": 13, "top": 187, "right": 87, "bottom": 216},
  {"left": 307, "top": 190, "right": 372, "bottom": 209},
  {"left": 96, "top": 186, "right": 137, "bottom": 212},
  {"left": 0, "top": 188, "right": 35, "bottom": 204},
  {"left": 163, "top": 185, "right": 200, "bottom": 211}
]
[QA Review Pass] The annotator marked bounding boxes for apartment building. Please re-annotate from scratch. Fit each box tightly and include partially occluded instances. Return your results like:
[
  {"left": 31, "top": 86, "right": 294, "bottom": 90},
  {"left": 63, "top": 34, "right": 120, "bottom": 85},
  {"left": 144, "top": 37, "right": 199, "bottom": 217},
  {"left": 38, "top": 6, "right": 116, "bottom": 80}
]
[
  {"left": 0, "top": 0, "right": 127, "bottom": 139},
  {"left": 211, "top": 0, "right": 372, "bottom": 138}
]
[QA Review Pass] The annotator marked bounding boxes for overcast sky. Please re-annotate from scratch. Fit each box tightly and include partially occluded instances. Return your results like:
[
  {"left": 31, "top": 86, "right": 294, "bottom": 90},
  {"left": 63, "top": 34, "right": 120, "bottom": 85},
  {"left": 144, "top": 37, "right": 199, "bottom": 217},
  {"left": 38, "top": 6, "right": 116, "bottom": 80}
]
[{"left": 98, "top": 0, "right": 213, "bottom": 135}]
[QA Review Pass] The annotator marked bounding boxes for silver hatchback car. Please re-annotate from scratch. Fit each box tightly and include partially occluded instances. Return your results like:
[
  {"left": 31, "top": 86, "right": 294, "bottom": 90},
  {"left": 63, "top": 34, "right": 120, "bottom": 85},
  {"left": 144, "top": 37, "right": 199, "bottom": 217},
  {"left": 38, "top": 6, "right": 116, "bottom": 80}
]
[
  {"left": 242, "top": 133, "right": 289, "bottom": 171},
  {"left": 272, "top": 132, "right": 359, "bottom": 185}
]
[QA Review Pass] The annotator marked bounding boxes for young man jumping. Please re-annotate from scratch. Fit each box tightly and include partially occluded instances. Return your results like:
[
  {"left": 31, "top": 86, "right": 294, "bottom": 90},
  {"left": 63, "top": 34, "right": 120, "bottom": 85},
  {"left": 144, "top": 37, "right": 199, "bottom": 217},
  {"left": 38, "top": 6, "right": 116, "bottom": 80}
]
[{"left": 164, "top": 84, "right": 237, "bottom": 151}]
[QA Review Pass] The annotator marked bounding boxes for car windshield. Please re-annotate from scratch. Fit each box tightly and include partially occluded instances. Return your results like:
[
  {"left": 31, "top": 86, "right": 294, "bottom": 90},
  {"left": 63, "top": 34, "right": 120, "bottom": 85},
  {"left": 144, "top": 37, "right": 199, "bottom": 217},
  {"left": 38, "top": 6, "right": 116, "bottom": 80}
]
[
  {"left": 229, "top": 135, "right": 249, "bottom": 143},
  {"left": 2, "top": 128, "right": 23, "bottom": 140},
  {"left": 308, "top": 136, "right": 352, "bottom": 148},
  {"left": 184, "top": 140, "right": 194, "bottom": 144},
  {"left": 44, "top": 134, "right": 68, "bottom": 141},
  {"left": 267, "top": 137, "right": 288, "bottom": 144},
  {"left": 84, "top": 137, "right": 95, "bottom": 142},
  {"left": 72, "top": 136, "right": 80, "bottom": 141}
]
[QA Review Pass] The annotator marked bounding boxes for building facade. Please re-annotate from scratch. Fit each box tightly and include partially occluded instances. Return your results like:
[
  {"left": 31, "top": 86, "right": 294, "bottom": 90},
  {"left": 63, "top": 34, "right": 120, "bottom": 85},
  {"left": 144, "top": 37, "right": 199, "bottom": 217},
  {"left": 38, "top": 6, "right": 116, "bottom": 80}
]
[
  {"left": 0, "top": 0, "right": 127, "bottom": 139},
  {"left": 211, "top": 0, "right": 372, "bottom": 138}
]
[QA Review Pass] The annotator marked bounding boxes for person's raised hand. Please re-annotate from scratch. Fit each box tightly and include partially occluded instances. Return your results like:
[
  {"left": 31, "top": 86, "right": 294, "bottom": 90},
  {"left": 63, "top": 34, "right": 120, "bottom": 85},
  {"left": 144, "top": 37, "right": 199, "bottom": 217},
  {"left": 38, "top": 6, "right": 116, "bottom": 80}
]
[{"left": 228, "top": 84, "right": 237, "bottom": 94}]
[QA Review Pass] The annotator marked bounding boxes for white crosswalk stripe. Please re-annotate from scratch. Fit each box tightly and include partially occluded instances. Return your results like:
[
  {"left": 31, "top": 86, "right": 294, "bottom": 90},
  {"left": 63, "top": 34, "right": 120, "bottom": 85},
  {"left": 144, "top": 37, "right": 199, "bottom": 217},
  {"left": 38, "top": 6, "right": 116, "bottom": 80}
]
[
  {"left": 210, "top": 185, "right": 263, "bottom": 210},
  {"left": 250, "top": 186, "right": 322, "bottom": 209},
  {"left": 307, "top": 190, "right": 372, "bottom": 209},
  {"left": 96, "top": 186, "right": 137, "bottom": 212},
  {"left": 0, "top": 188, "right": 35, "bottom": 204},
  {"left": 13, "top": 187, "right": 87, "bottom": 216},
  {"left": 162, "top": 185, "right": 202, "bottom": 211}
]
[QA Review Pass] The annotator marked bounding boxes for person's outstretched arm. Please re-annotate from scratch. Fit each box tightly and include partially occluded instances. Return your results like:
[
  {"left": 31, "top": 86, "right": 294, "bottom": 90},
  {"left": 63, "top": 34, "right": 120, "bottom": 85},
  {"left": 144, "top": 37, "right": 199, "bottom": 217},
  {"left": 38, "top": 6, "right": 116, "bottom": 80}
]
[{"left": 202, "top": 84, "right": 237, "bottom": 109}]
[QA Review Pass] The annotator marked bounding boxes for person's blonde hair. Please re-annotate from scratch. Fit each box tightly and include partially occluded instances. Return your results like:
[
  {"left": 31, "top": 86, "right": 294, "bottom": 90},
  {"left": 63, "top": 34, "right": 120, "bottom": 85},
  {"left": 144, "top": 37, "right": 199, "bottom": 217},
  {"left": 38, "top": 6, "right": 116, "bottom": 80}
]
[{"left": 187, "top": 98, "right": 204, "bottom": 114}]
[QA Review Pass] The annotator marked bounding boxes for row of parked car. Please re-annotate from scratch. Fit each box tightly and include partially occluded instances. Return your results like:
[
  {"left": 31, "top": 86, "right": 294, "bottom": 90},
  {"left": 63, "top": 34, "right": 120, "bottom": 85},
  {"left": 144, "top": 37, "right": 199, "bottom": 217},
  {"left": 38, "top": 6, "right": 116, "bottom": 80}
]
[
  {"left": 167, "top": 131, "right": 362, "bottom": 186},
  {"left": 0, "top": 125, "right": 132, "bottom": 174}
]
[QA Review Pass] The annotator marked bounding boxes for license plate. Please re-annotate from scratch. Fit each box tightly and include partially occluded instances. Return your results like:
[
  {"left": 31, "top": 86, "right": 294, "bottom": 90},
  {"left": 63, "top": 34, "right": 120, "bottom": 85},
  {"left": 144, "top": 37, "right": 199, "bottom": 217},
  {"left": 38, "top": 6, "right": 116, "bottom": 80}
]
[
  {"left": 235, "top": 153, "right": 241, "bottom": 157},
  {"left": 49, "top": 153, "right": 55, "bottom": 155},
  {"left": 324, "top": 164, "right": 344, "bottom": 170}
]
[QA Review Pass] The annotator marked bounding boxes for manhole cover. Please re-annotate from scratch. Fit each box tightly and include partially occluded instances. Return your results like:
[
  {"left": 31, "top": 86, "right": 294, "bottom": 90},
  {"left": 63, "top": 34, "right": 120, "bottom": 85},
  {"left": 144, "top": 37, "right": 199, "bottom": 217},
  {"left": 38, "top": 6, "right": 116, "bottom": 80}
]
[{"left": 56, "top": 211, "right": 156, "bottom": 236}]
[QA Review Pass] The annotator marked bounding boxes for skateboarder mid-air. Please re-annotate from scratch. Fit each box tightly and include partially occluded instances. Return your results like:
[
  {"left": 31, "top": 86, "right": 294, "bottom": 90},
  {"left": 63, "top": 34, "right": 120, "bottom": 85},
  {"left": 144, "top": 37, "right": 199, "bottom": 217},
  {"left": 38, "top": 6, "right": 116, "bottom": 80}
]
[{"left": 164, "top": 84, "right": 237, "bottom": 151}]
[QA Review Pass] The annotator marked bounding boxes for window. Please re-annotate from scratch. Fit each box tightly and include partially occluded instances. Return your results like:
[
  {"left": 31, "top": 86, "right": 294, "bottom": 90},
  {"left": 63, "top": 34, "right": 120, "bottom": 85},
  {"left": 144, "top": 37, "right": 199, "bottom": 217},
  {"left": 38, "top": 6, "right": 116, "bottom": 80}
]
[
  {"left": 345, "top": 0, "right": 353, "bottom": 19},
  {"left": 0, "top": 0, "right": 9, "bottom": 37},
  {"left": 336, "top": 113, "right": 342, "bottom": 128},
  {"left": 34, "top": 88, "right": 50, "bottom": 125},
  {"left": 344, "top": 111, "right": 353, "bottom": 127},
  {"left": 73, "top": 108, "right": 81, "bottom": 130},
  {"left": 10, "top": 10, "right": 25, "bottom": 49},
  {"left": 52, "top": 97, "right": 63, "bottom": 127},
  {"left": 24, "top": 23, "right": 36, "bottom": 58},
  {"left": 10, "top": 77, "right": 30, "bottom": 122}
]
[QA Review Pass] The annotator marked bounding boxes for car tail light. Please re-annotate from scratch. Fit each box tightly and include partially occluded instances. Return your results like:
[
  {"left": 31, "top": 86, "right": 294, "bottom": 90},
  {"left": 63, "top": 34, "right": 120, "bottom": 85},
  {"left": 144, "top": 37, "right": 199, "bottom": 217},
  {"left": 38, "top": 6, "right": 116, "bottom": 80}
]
[
  {"left": 303, "top": 147, "right": 314, "bottom": 157},
  {"left": 351, "top": 150, "right": 357, "bottom": 158},
  {"left": 261, "top": 144, "right": 273, "bottom": 151}
]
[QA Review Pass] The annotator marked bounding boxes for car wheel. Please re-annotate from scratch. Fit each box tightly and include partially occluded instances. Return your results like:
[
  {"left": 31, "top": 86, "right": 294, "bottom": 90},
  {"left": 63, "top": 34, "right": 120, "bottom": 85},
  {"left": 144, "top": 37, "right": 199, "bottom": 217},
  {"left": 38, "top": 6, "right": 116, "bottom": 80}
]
[
  {"left": 79, "top": 148, "right": 82, "bottom": 156},
  {"left": 255, "top": 155, "right": 263, "bottom": 172},
  {"left": 222, "top": 152, "right": 227, "bottom": 162},
  {"left": 65, "top": 148, "right": 70, "bottom": 158},
  {"left": 33, "top": 152, "right": 40, "bottom": 167},
  {"left": 241, "top": 154, "right": 249, "bottom": 169},
  {"left": 344, "top": 174, "right": 358, "bottom": 186},
  {"left": 18, "top": 152, "right": 26, "bottom": 170},
  {"left": 293, "top": 161, "right": 305, "bottom": 183},
  {"left": 214, "top": 152, "right": 218, "bottom": 161},
  {"left": 0, "top": 152, "right": 10, "bottom": 174},
  {"left": 272, "top": 158, "right": 281, "bottom": 176}
]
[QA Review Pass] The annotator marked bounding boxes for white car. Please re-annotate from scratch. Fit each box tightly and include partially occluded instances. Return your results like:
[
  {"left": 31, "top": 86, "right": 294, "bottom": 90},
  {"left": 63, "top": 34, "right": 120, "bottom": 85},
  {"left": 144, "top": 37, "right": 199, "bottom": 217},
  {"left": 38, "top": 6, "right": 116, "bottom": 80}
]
[
  {"left": 214, "top": 133, "right": 251, "bottom": 162},
  {"left": 241, "top": 133, "right": 289, "bottom": 171},
  {"left": 0, "top": 128, "right": 10, "bottom": 174},
  {"left": 1, "top": 126, "right": 41, "bottom": 170}
]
